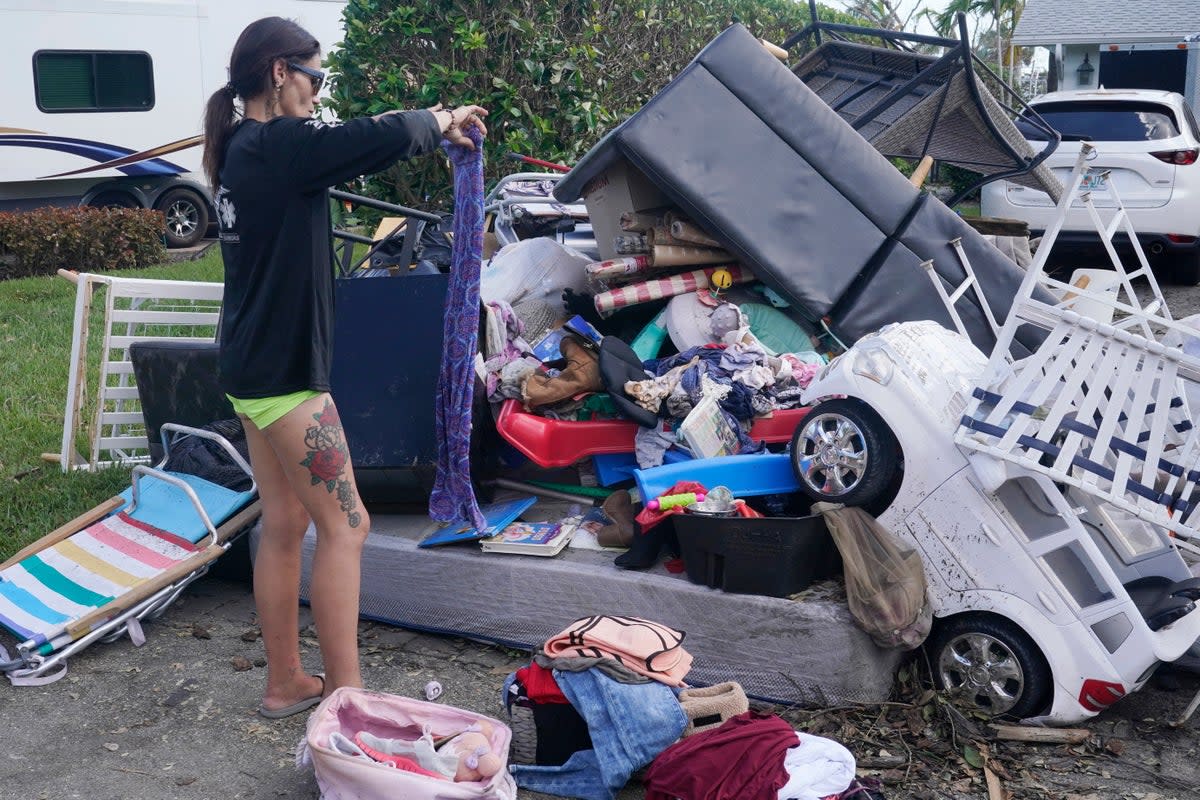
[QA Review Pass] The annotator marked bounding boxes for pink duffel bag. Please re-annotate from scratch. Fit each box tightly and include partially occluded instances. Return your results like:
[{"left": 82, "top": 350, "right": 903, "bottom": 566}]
[{"left": 300, "top": 687, "right": 517, "bottom": 800}]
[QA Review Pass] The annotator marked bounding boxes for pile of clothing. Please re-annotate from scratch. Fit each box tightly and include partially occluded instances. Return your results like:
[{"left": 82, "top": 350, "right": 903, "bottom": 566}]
[
  {"left": 503, "top": 614, "right": 880, "bottom": 800},
  {"left": 478, "top": 232, "right": 826, "bottom": 467}
]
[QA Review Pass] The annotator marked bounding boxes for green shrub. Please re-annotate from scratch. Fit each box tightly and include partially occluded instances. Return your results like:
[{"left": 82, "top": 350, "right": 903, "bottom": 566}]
[
  {"left": 326, "top": 0, "right": 865, "bottom": 210},
  {"left": 0, "top": 206, "right": 166, "bottom": 279},
  {"left": 938, "top": 162, "right": 985, "bottom": 203}
]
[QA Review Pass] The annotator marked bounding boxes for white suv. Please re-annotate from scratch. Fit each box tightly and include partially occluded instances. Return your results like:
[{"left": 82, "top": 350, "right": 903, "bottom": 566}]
[{"left": 981, "top": 89, "right": 1200, "bottom": 283}]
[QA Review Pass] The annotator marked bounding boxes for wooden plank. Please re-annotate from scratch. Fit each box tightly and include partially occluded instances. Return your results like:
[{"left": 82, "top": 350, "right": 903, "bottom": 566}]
[
  {"left": 96, "top": 411, "right": 147, "bottom": 426},
  {"left": 109, "top": 309, "right": 220, "bottom": 325},
  {"left": 97, "top": 436, "right": 149, "bottom": 451},
  {"left": 990, "top": 724, "right": 1090, "bottom": 744},
  {"left": 101, "top": 387, "right": 141, "bottom": 401},
  {"left": 109, "top": 280, "right": 223, "bottom": 301},
  {"left": 961, "top": 216, "right": 1030, "bottom": 237},
  {"left": 108, "top": 335, "right": 213, "bottom": 350}
]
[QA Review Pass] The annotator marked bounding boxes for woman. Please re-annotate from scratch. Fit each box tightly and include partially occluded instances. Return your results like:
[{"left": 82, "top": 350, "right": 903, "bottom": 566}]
[{"left": 202, "top": 16, "right": 487, "bottom": 718}]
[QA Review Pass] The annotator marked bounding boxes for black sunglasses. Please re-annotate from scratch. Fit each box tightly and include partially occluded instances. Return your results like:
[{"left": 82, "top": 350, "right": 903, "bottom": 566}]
[{"left": 286, "top": 61, "right": 325, "bottom": 92}]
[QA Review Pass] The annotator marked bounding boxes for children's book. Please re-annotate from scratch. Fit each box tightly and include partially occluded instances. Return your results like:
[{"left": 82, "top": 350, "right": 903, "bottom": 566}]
[
  {"left": 569, "top": 506, "right": 624, "bottom": 551},
  {"left": 418, "top": 496, "right": 538, "bottom": 548},
  {"left": 480, "top": 519, "right": 575, "bottom": 556}
]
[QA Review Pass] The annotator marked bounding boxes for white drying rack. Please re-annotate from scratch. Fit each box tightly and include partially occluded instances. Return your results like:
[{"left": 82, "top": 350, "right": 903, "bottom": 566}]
[
  {"left": 54, "top": 270, "right": 222, "bottom": 471},
  {"left": 939, "top": 145, "right": 1200, "bottom": 543}
]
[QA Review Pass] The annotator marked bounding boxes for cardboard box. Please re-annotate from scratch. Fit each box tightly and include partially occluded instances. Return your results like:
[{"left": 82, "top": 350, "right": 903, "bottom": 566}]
[{"left": 579, "top": 157, "right": 668, "bottom": 260}]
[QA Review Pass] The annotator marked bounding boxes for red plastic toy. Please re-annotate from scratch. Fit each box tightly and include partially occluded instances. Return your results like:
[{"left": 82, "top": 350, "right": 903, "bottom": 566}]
[{"left": 495, "top": 400, "right": 810, "bottom": 468}]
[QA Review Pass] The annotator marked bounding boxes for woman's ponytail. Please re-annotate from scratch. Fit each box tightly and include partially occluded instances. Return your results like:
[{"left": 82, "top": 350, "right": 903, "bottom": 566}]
[{"left": 202, "top": 86, "right": 238, "bottom": 193}]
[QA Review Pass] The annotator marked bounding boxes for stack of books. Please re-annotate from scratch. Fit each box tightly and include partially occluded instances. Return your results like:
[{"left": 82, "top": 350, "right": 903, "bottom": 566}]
[{"left": 481, "top": 519, "right": 576, "bottom": 556}]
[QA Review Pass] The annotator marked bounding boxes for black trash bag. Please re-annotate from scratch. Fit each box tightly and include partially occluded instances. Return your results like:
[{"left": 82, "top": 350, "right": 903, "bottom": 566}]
[
  {"left": 162, "top": 418, "right": 253, "bottom": 492},
  {"left": 368, "top": 214, "right": 454, "bottom": 272}
]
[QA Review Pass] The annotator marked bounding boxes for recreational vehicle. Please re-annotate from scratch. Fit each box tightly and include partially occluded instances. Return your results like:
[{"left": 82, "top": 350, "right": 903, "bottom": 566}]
[{"left": 0, "top": 0, "right": 346, "bottom": 247}]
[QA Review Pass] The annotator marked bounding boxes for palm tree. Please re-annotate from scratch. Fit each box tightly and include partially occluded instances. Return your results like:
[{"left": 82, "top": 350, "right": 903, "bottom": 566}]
[
  {"left": 922, "top": 0, "right": 1024, "bottom": 84},
  {"left": 841, "top": 0, "right": 917, "bottom": 31}
]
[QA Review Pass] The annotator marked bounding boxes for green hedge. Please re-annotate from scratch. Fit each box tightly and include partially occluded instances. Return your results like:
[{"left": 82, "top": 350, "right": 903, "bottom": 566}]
[
  {"left": 0, "top": 206, "right": 166, "bottom": 279},
  {"left": 326, "top": 0, "right": 865, "bottom": 210}
]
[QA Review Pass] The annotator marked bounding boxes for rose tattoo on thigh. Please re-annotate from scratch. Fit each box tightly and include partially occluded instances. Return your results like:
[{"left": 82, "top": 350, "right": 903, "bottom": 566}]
[{"left": 300, "top": 400, "right": 361, "bottom": 528}]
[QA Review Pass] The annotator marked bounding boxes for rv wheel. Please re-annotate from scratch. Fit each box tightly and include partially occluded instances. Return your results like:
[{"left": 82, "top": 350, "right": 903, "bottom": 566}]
[
  {"left": 927, "top": 614, "right": 1052, "bottom": 720},
  {"left": 157, "top": 188, "right": 210, "bottom": 248},
  {"left": 790, "top": 398, "right": 899, "bottom": 507},
  {"left": 89, "top": 191, "right": 138, "bottom": 209}
]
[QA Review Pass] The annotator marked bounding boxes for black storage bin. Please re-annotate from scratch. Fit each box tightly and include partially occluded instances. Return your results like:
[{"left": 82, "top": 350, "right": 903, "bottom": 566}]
[{"left": 673, "top": 513, "right": 840, "bottom": 597}]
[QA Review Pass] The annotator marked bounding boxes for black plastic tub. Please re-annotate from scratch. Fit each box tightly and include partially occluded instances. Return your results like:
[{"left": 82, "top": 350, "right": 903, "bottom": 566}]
[{"left": 673, "top": 512, "right": 840, "bottom": 597}]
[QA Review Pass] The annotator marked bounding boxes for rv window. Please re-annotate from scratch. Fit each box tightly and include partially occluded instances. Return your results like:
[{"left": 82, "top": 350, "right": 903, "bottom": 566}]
[{"left": 35, "top": 51, "right": 153, "bottom": 112}]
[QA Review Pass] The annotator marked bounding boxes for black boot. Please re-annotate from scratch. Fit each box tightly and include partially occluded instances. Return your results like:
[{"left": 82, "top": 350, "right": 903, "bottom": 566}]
[{"left": 614, "top": 523, "right": 666, "bottom": 570}]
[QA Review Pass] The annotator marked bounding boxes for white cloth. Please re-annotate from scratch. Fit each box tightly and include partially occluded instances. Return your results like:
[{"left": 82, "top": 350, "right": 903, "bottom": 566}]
[{"left": 777, "top": 731, "right": 856, "bottom": 800}]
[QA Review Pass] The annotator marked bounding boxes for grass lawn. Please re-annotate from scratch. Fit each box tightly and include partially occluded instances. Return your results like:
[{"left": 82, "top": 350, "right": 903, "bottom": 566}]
[
  {"left": 0, "top": 248, "right": 224, "bottom": 561},
  {"left": 955, "top": 201, "right": 982, "bottom": 218}
]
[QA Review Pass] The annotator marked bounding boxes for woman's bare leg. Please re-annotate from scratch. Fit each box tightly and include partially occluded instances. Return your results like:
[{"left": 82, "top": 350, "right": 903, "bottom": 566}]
[
  {"left": 259, "top": 393, "right": 370, "bottom": 693},
  {"left": 242, "top": 415, "right": 324, "bottom": 713}
]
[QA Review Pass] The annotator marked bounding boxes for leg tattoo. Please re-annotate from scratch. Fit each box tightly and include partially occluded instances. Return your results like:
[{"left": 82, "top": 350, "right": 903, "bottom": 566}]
[{"left": 300, "top": 400, "right": 361, "bottom": 527}]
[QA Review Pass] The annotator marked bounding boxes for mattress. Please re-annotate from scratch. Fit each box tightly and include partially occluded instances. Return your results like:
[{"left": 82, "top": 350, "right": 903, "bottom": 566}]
[{"left": 283, "top": 512, "right": 903, "bottom": 706}]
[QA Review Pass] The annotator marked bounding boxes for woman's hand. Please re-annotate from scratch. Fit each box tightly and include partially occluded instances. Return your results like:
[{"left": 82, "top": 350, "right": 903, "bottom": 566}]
[{"left": 429, "top": 103, "right": 489, "bottom": 150}]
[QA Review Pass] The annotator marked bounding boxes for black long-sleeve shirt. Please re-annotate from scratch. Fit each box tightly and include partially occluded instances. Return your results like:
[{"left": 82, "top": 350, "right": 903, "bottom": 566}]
[{"left": 216, "top": 110, "right": 441, "bottom": 398}]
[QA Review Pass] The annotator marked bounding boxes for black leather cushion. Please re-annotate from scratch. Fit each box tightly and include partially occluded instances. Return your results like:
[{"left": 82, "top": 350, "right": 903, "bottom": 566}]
[
  {"left": 598, "top": 336, "right": 658, "bottom": 428},
  {"left": 130, "top": 341, "right": 234, "bottom": 463},
  {"left": 554, "top": 23, "right": 1047, "bottom": 356}
]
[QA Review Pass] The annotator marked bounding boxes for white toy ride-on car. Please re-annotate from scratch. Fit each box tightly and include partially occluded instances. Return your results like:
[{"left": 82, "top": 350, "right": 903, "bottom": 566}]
[{"left": 794, "top": 320, "right": 1200, "bottom": 723}]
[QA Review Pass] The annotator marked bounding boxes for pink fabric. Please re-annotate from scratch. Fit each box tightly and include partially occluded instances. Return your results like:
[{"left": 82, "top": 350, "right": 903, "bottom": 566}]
[{"left": 542, "top": 615, "right": 693, "bottom": 686}]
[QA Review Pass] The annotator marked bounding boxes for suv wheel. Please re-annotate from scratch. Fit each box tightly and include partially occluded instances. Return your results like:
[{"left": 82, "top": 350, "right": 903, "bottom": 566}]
[
  {"left": 156, "top": 188, "right": 210, "bottom": 248},
  {"left": 927, "top": 614, "right": 1052, "bottom": 719},
  {"left": 790, "top": 398, "right": 900, "bottom": 507}
]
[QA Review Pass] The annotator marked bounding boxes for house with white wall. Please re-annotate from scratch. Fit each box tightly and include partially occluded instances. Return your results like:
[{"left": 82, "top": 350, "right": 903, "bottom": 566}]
[{"left": 1013, "top": 0, "right": 1198, "bottom": 113}]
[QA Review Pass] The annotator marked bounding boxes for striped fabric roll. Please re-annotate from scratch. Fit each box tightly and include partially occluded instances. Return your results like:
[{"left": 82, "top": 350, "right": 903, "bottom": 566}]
[
  {"left": 0, "top": 512, "right": 199, "bottom": 646},
  {"left": 584, "top": 255, "right": 652, "bottom": 281},
  {"left": 592, "top": 265, "right": 751, "bottom": 316}
]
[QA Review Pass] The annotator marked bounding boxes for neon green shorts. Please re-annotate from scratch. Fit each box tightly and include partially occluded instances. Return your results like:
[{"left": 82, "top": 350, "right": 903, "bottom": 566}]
[{"left": 227, "top": 390, "right": 322, "bottom": 430}]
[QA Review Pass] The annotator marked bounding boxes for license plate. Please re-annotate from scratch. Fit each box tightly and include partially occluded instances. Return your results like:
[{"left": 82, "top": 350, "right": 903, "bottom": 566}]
[{"left": 1080, "top": 174, "right": 1107, "bottom": 191}]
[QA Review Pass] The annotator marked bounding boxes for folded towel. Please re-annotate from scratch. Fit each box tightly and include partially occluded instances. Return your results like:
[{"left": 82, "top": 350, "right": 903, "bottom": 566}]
[{"left": 542, "top": 615, "right": 692, "bottom": 687}]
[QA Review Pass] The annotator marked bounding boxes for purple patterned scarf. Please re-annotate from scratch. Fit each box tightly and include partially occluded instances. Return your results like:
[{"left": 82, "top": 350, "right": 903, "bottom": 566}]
[{"left": 429, "top": 126, "right": 487, "bottom": 531}]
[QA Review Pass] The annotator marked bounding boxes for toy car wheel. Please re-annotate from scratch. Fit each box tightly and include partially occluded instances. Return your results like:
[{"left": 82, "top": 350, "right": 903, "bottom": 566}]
[
  {"left": 928, "top": 614, "right": 1052, "bottom": 719},
  {"left": 790, "top": 399, "right": 899, "bottom": 507}
]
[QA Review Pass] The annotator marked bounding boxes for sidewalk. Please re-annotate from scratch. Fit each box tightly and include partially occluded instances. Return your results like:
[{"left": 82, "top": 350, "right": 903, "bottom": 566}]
[{"left": 0, "top": 575, "right": 640, "bottom": 800}]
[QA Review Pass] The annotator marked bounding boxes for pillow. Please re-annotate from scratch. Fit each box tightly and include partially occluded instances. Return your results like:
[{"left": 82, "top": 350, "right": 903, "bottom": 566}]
[{"left": 598, "top": 337, "right": 659, "bottom": 427}]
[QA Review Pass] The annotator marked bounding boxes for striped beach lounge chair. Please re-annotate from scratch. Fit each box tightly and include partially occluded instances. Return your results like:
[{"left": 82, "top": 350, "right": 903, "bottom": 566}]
[{"left": 0, "top": 424, "right": 260, "bottom": 685}]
